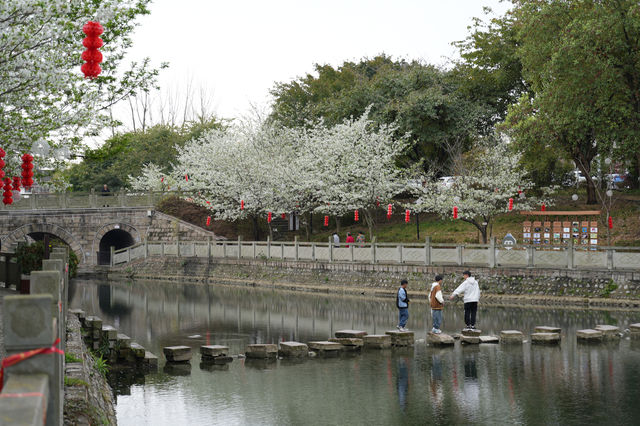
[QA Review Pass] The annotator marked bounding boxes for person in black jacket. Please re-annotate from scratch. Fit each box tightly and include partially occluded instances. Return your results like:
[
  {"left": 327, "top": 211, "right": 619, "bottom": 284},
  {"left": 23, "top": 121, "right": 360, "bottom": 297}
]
[{"left": 396, "top": 279, "right": 410, "bottom": 331}]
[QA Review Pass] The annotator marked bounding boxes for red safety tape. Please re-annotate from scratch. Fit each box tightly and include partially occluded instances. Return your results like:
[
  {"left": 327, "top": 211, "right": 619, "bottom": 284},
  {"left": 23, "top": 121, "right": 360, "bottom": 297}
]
[{"left": 0, "top": 338, "right": 64, "bottom": 393}]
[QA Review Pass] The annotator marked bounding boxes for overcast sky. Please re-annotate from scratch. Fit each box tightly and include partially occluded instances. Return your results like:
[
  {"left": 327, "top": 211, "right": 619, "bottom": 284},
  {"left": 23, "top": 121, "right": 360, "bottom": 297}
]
[{"left": 121, "top": 0, "right": 512, "bottom": 123}]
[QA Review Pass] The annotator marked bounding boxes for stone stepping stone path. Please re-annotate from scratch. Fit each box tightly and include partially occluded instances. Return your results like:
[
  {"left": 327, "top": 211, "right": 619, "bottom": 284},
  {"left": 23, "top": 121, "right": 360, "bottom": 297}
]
[
  {"left": 201, "top": 345, "right": 233, "bottom": 364},
  {"left": 334, "top": 330, "right": 367, "bottom": 338},
  {"left": 246, "top": 344, "right": 278, "bottom": 359},
  {"left": 595, "top": 325, "right": 620, "bottom": 339},
  {"left": 500, "top": 330, "right": 524, "bottom": 344},
  {"left": 576, "top": 329, "right": 603, "bottom": 342},
  {"left": 307, "top": 341, "right": 342, "bottom": 355},
  {"left": 278, "top": 342, "right": 308, "bottom": 358},
  {"left": 427, "top": 333, "right": 455, "bottom": 346},
  {"left": 461, "top": 335, "right": 480, "bottom": 344},
  {"left": 535, "top": 326, "right": 561, "bottom": 334},
  {"left": 461, "top": 328, "right": 481, "bottom": 337},
  {"left": 479, "top": 335, "right": 499, "bottom": 344},
  {"left": 329, "top": 337, "right": 363, "bottom": 351},
  {"left": 531, "top": 332, "right": 561, "bottom": 344},
  {"left": 163, "top": 345, "right": 192, "bottom": 362},
  {"left": 363, "top": 334, "right": 391, "bottom": 349},
  {"left": 385, "top": 330, "right": 415, "bottom": 346},
  {"left": 631, "top": 323, "right": 640, "bottom": 338}
]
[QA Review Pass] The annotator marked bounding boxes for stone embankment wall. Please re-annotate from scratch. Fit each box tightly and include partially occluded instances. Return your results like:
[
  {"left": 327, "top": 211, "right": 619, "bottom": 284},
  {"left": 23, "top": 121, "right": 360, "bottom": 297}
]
[
  {"left": 64, "top": 314, "right": 117, "bottom": 425},
  {"left": 110, "top": 257, "right": 640, "bottom": 309}
]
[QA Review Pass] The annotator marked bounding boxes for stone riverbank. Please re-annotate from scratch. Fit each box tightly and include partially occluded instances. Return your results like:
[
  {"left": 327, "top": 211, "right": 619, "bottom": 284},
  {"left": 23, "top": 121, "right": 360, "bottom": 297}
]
[{"left": 107, "top": 257, "right": 640, "bottom": 309}]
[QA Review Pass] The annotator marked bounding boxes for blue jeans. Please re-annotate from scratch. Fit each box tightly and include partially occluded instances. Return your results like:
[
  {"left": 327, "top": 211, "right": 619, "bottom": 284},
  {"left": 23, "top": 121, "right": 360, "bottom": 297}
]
[
  {"left": 398, "top": 308, "right": 409, "bottom": 327},
  {"left": 432, "top": 309, "right": 442, "bottom": 330}
]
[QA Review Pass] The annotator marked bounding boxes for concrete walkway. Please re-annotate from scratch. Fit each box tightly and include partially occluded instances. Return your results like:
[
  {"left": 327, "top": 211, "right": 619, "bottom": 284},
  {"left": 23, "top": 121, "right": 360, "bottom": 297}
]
[{"left": 0, "top": 286, "right": 17, "bottom": 359}]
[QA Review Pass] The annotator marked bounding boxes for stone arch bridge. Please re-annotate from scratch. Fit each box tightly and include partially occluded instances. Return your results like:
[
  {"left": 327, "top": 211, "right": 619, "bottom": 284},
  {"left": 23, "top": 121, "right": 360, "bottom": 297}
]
[{"left": 0, "top": 191, "right": 217, "bottom": 265}]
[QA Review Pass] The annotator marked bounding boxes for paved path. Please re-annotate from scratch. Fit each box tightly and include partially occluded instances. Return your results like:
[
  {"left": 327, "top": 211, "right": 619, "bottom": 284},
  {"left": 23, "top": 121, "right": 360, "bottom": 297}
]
[{"left": 0, "top": 286, "right": 17, "bottom": 359}]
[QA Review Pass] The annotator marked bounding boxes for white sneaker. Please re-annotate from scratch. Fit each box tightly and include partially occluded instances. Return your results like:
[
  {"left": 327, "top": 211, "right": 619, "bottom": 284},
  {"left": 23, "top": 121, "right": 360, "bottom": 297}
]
[
  {"left": 396, "top": 325, "right": 402, "bottom": 330},
  {"left": 401, "top": 327, "right": 409, "bottom": 332},
  {"left": 434, "top": 329, "right": 442, "bottom": 334}
]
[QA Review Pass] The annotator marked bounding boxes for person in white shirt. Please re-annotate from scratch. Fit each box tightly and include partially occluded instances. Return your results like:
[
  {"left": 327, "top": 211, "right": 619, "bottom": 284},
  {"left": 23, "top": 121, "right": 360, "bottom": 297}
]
[
  {"left": 449, "top": 271, "right": 480, "bottom": 329},
  {"left": 332, "top": 232, "right": 340, "bottom": 247}
]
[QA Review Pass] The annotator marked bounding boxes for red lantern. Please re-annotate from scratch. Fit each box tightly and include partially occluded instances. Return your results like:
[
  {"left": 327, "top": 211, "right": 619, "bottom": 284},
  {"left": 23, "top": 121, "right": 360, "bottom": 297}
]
[
  {"left": 541, "top": 203, "right": 546, "bottom": 212},
  {"left": 20, "top": 153, "right": 34, "bottom": 189},
  {"left": 608, "top": 216, "right": 613, "bottom": 229},
  {"left": 160, "top": 176, "right": 164, "bottom": 183},
  {"left": 354, "top": 210, "right": 359, "bottom": 222},
  {"left": 81, "top": 21, "right": 104, "bottom": 79},
  {"left": 387, "top": 203, "right": 392, "bottom": 220},
  {"left": 517, "top": 186, "right": 522, "bottom": 195},
  {"left": 453, "top": 206, "right": 458, "bottom": 219},
  {"left": 240, "top": 200, "right": 244, "bottom": 210},
  {"left": 206, "top": 216, "right": 211, "bottom": 226},
  {"left": 12, "top": 177, "right": 20, "bottom": 191},
  {"left": 376, "top": 196, "right": 380, "bottom": 207},
  {"left": 267, "top": 212, "right": 272, "bottom": 223},
  {"left": 405, "top": 209, "right": 410, "bottom": 223},
  {"left": 0, "top": 148, "right": 5, "bottom": 157},
  {"left": 2, "top": 178, "right": 12, "bottom": 205},
  {"left": 281, "top": 213, "right": 286, "bottom": 219},
  {"left": 185, "top": 174, "right": 189, "bottom": 182},
  {"left": 508, "top": 198, "right": 513, "bottom": 211},
  {"left": 324, "top": 215, "right": 329, "bottom": 227}
]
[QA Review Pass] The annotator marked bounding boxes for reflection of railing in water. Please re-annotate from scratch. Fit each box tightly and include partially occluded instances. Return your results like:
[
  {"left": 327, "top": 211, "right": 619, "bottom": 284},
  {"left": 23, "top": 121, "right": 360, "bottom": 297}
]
[{"left": 111, "top": 238, "right": 640, "bottom": 271}]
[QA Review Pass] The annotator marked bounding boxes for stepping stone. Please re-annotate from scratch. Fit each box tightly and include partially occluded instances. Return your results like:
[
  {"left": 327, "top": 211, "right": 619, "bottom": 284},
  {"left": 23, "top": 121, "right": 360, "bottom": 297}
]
[
  {"left": 101, "top": 325, "right": 117, "bottom": 340},
  {"left": 595, "top": 325, "right": 620, "bottom": 339},
  {"left": 307, "top": 341, "right": 342, "bottom": 354},
  {"left": 85, "top": 316, "right": 102, "bottom": 330},
  {"left": 427, "top": 333, "right": 455, "bottom": 346},
  {"left": 245, "top": 344, "right": 278, "bottom": 359},
  {"left": 461, "top": 328, "right": 481, "bottom": 337},
  {"left": 69, "top": 309, "right": 86, "bottom": 323},
  {"left": 278, "top": 342, "right": 309, "bottom": 358},
  {"left": 576, "top": 329, "right": 603, "bottom": 341},
  {"left": 385, "top": 330, "right": 415, "bottom": 346},
  {"left": 116, "top": 334, "right": 131, "bottom": 348},
  {"left": 479, "top": 335, "right": 499, "bottom": 344},
  {"left": 207, "top": 356, "right": 233, "bottom": 365},
  {"left": 143, "top": 351, "right": 158, "bottom": 367},
  {"left": 334, "top": 330, "right": 367, "bottom": 338},
  {"left": 130, "top": 342, "right": 146, "bottom": 358},
  {"left": 329, "top": 338, "right": 363, "bottom": 350},
  {"left": 200, "top": 345, "right": 229, "bottom": 358},
  {"left": 163, "top": 346, "right": 192, "bottom": 362},
  {"left": 500, "top": 330, "right": 524, "bottom": 344},
  {"left": 531, "top": 332, "right": 561, "bottom": 344},
  {"left": 461, "top": 336, "right": 480, "bottom": 344},
  {"left": 630, "top": 324, "right": 640, "bottom": 338},
  {"left": 363, "top": 334, "right": 391, "bottom": 349},
  {"left": 534, "top": 326, "right": 561, "bottom": 334}
]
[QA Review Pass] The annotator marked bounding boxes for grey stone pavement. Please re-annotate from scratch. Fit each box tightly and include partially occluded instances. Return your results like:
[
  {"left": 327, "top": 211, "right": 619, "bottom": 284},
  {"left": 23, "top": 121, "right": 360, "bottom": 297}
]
[{"left": 0, "top": 286, "right": 17, "bottom": 359}]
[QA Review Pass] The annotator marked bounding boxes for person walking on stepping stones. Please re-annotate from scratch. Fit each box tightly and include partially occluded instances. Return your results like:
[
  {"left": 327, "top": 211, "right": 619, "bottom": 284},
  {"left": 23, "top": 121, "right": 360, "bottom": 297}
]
[
  {"left": 449, "top": 271, "right": 480, "bottom": 329},
  {"left": 396, "top": 279, "right": 410, "bottom": 331},
  {"left": 429, "top": 275, "right": 444, "bottom": 334}
]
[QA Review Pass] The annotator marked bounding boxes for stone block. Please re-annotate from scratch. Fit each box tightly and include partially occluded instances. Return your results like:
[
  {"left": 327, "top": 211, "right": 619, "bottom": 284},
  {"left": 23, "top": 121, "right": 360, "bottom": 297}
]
[
  {"left": 101, "top": 325, "right": 118, "bottom": 340},
  {"left": 3, "top": 295, "right": 53, "bottom": 350},
  {"left": 534, "top": 326, "right": 561, "bottom": 334},
  {"left": 85, "top": 316, "right": 103, "bottom": 330},
  {"left": 163, "top": 346, "right": 192, "bottom": 362},
  {"left": 117, "top": 333, "right": 131, "bottom": 348},
  {"left": 329, "top": 337, "right": 363, "bottom": 347},
  {"left": 461, "top": 336, "right": 480, "bottom": 344},
  {"left": 576, "top": 329, "right": 603, "bottom": 341},
  {"left": 68, "top": 308, "right": 85, "bottom": 319},
  {"left": 334, "top": 330, "right": 368, "bottom": 338},
  {"left": 0, "top": 374, "right": 49, "bottom": 426},
  {"left": 278, "top": 342, "right": 309, "bottom": 358},
  {"left": 531, "top": 332, "right": 561, "bottom": 344},
  {"left": 363, "top": 334, "right": 392, "bottom": 349},
  {"left": 461, "top": 328, "right": 482, "bottom": 337},
  {"left": 385, "top": 330, "right": 415, "bottom": 346},
  {"left": 479, "top": 335, "right": 500, "bottom": 344},
  {"left": 130, "top": 342, "right": 146, "bottom": 358},
  {"left": 307, "top": 341, "right": 342, "bottom": 353},
  {"left": 29, "top": 270, "right": 61, "bottom": 301},
  {"left": 200, "top": 345, "right": 229, "bottom": 358},
  {"left": 595, "top": 325, "right": 620, "bottom": 339},
  {"left": 630, "top": 323, "right": 640, "bottom": 338},
  {"left": 245, "top": 344, "right": 278, "bottom": 359},
  {"left": 500, "top": 330, "right": 524, "bottom": 344},
  {"left": 427, "top": 333, "right": 455, "bottom": 346},
  {"left": 144, "top": 351, "right": 158, "bottom": 367},
  {"left": 91, "top": 329, "right": 101, "bottom": 339}
]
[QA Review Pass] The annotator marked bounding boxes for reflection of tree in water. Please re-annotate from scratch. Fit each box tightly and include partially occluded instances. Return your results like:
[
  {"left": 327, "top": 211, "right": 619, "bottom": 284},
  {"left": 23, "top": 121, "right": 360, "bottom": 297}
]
[{"left": 98, "top": 284, "right": 133, "bottom": 317}]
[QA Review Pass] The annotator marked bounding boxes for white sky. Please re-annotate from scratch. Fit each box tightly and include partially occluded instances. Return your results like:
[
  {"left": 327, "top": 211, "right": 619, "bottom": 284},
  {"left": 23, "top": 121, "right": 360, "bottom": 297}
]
[{"left": 120, "top": 0, "right": 512, "bottom": 122}]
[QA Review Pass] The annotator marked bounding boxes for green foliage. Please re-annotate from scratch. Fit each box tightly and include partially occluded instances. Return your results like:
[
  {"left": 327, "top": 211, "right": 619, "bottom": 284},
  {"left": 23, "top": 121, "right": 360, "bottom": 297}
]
[
  {"left": 14, "top": 240, "right": 79, "bottom": 277},
  {"left": 92, "top": 354, "right": 109, "bottom": 377},
  {"left": 64, "top": 119, "right": 225, "bottom": 191},
  {"left": 601, "top": 280, "right": 619, "bottom": 298},
  {"left": 64, "top": 376, "right": 88, "bottom": 387},
  {"left": 65, "top": 353, "right": 82, "bottom": 363}
]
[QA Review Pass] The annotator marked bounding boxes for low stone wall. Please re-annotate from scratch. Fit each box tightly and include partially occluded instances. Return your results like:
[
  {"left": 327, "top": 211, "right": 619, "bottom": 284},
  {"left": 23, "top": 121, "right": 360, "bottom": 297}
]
[
  {"left": 109, "top": 257, "right": 640, "bottom": 309},
  {"left": 64, "top": 314, "right": 117, "bottom": 426}
]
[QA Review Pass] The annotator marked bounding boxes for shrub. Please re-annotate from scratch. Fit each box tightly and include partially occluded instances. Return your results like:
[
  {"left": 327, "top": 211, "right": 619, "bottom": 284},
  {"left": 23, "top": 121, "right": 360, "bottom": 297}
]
[{"left": 15, "top": 240, "right": 79, "bottom": 277}]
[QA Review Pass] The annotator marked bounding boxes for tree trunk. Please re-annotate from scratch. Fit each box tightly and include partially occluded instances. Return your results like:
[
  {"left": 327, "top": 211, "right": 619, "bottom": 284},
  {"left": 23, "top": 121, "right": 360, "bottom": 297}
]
[
  {"left": 364, "top": 209, "right": 375, "bottom": 240},
  {"left": 250, "top": 215, "right": 260, "bottom": 241},
  {"left": 305, "top": 212, "right": 313, "bottom": 242},
  {"left": 335, "top": 217, "right": 341, "bottom": 234}
]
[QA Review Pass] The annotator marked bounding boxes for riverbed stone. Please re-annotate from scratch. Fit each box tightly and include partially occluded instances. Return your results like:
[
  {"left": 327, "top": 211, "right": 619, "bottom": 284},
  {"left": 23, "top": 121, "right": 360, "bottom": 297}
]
[
  {"left": 246, "top": 344, "right": 278, "bottom": 359},
  {"left": 278, "top": 342, "right": 309, "bottom": 358},
  {"left": 576, "top": 329, "right": 603, "bottom": 341},
  {"left": 462, "top": 328, "right": 482, "bottom": 337},
  {"left": 479, "top": 335, "right": 500, "bottom": 344},
  {"left": 363, "top": 334, "right": 391, "bottom": 349},
  {"left": 535, "top": 326, "right": 561, "bottom": 334},
  {"left": 307, "top": 341, "right": 342, "bottom": 354},
  {"left": 334, "top": 330, "right": 368, "bottom": 338},
  {"left": 163, "top": 346, "right": 192, "bottom": 362},
  {"left": 595, "top": 325, "right": 620, "bottom": 339},
  {"left": 329, "top": 337, "right": 363, "bottom": 351},
  {"left": 500, "top": 330, "right": 524, "bottom": 344},
  {"left": 427, "top": 333, "right": 455, "bottom": 346},
  {"left": 461, "top": 335, "right": 480, "bottom": 344},
  {"left": 200, "top": 345, "right": 229, "bottom": 358},
  {"left": 531, "top": 332, "right": 561, "bottom": 344},
  {"left": 385, "top": 330, "right": 414, "bottom": 346},
  {"left": 101, "top": 325, "right": 117, "bottom": 340}
]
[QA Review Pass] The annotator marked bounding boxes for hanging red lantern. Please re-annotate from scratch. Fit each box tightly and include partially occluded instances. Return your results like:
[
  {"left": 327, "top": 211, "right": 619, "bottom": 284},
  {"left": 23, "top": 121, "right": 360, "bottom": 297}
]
[
  {"left": 453, "top": 206, "right": 458, "bottom": 219},
  {"left": 376, "top": 196, "right": 380, "bottom": 207},
  {"left": 240, "top": 200, "right": 245, "bottom": 210},
  {"left": 354, "top": 210, "right": 359, "bottom": 222},
  {"left": 508, "top": 198, "right": 513, "bottom": 211},
  {"left": 0, "top": 148, "right": 5, "bottom": 158},
  {"left": 281, "top": 213, "right": 286, "bottom": 219},
  {"left": 405, "top": 209, "right": 410, "bottom": 223},
  {"left": 160, "top": 176, "right": 164, "bottom": 183},
  {"left": 2, "top": 178, "right": 12, "bottom": 205},
  {"left": 20, "top": 153, "right": 34, "bottom": 189},
  {"left": 608, "top": 216, "right": 613, "bottom": 229},
  {"left": 517, "top": 186, "right": 522, "bottom": 195},
  {"left": 81, "top": 21, "right": 104, "bottom": 79},
  {"left": 324, "top": 215, "right": 329, "bottom": 227},
  {"left": 541, "top": 203, "right": 546, "bottom": 212},
  {"left": 185, "top": 174, "right": 189, "bottom": 182},
  {"left": 267, "top": 212, "right": 272, "bottom": 223},
  {"left": 12, "top": 176, "right": 20, "bottom": 191},
  {"left": 387, "top": 203, "right": 392, "bottom": 220},
  {"left": 206, "top": 216, "right": 211, "bottom": 226}
]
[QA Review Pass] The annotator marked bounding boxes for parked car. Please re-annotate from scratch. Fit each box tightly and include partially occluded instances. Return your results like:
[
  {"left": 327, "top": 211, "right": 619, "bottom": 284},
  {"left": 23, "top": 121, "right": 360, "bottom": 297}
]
[
  {"left": 438, "top": 176, "right": 455, "bottom": 189},
  {"left": 563, "top": 170, "right": 598, "bottom": 186}
]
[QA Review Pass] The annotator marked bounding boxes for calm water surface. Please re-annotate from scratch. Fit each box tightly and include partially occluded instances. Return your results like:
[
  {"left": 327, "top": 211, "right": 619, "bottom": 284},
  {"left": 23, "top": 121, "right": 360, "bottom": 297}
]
[{"left": 69, "top": 279, "right": 640, "bottom": 425}]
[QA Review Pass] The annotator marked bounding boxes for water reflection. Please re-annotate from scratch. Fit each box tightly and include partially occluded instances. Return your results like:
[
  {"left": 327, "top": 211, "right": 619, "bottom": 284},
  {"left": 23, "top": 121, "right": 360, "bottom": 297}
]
[{"left": 69, "top": 279, "right": 640, "bottom": 426}]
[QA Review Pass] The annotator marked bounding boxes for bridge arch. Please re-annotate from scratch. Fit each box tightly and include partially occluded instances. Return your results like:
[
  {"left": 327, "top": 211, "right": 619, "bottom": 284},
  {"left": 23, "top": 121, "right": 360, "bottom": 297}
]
[
  {"left": 92, "top": 223, "right": 141, "bottom": 265},
  {"left": 1, "top": 223, "right": 85, "bottom": 263}
]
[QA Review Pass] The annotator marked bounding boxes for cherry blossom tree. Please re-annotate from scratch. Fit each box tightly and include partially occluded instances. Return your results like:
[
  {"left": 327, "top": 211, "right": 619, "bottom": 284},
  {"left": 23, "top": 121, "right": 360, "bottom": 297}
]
[{"left": 411, "top": 135, "right": 555, "bottom": 243}]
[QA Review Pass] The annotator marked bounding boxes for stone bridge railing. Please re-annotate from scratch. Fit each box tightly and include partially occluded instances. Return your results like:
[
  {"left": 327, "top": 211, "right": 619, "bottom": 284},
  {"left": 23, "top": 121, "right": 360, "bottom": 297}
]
[
  {"left": 0, "top": 190, "right": 177, "bottom": 211},
  {"left": 112, "top": 237, "right": 640, "bottom": 271}
]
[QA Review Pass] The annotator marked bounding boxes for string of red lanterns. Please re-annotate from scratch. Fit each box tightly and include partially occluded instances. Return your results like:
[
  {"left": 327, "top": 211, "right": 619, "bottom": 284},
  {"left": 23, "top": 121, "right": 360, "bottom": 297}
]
[
  {"left": 608, "top": 216, "right": 613, "bottom": 229},
  {"left": 453, "top": 206, "right": 458, "bottom": 219},
  {"left": 2, "top": 178, "right": 12, "bottom": 205},
  {"left": 404, "top": 209, "right": 410, "bottom": 223},
  {"left": 354, "top": 210, "right": 359, "bottom": 222},
  {"left": 324, "top": 215, "right": 329, "bottom": 227},
  {"left": 206, "top": 216, "right": 211, "bottom": 226},
  {"left": 281, "top": 213, "right": 286, "bottom": 219},
  {"left": 387, "top": 204, "right": 392, "bottom": 220},
  {"left": 267, "top": 212, "right": 272, "bottom": 223},
  {"left": 81, "top": 21, "right": 104, "bottom": 79},
  {"left": 508, "top": 197, "right": 513, "bottom": 211},
  {"left": 240, "top": 200, "right": 244, "bottom": 210},
  {"left": 0, "top": 148, "right": 5, "bottom": 179},
  {"left": 21, "top": 153, "right": 34, "bottom": 189},
  {"left": 541, "top": 203, "right": 546, "bottom": 212}
]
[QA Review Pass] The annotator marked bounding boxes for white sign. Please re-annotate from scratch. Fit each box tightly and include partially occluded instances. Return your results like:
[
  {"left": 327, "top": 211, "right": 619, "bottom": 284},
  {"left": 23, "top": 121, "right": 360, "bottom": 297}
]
[{"left": 503, "top": 233, "right": 517, "bottom": 250}]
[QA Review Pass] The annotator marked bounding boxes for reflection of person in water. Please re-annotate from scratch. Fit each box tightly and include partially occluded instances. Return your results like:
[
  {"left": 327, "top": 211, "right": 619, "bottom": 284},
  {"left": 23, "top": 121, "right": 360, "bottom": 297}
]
[
  {"left": 430, "top": 353, "right": 444, "bottom": 408},
  {"left": 397, "top": 357, "right": 409, "bottom": 411}
]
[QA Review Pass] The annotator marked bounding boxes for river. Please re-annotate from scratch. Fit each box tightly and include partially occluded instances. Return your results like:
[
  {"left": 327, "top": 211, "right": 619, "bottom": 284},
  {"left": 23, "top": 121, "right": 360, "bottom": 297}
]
[{"left": 69, "top": 279, "right": 640, "bottom": 425}]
